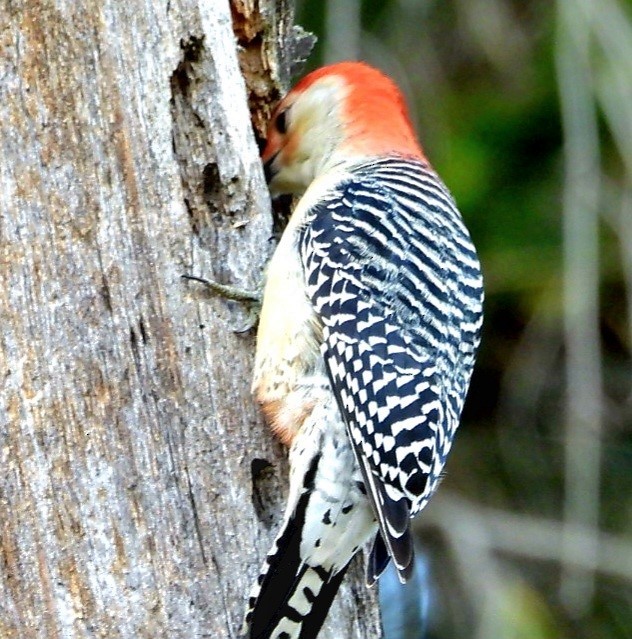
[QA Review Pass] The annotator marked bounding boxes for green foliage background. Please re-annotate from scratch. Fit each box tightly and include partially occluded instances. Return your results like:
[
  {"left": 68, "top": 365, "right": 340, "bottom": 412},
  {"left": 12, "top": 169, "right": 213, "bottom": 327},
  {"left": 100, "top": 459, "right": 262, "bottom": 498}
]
[{"left": 295, "top": 1, "right": 632, "bottom": 638}]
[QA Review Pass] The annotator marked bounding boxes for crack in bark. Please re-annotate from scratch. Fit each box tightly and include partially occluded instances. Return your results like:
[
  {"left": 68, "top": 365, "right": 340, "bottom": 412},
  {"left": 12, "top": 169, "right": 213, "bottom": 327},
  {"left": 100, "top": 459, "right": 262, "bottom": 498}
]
[{"left": 250, "top": 457, "right": 278, "bottom": 528}]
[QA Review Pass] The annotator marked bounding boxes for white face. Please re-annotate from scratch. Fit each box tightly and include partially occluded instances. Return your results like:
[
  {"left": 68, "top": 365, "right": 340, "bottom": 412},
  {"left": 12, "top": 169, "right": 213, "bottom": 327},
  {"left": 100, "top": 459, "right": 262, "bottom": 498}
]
[{"left": 263, "top": 76, "right": 348, "bottom": 196}]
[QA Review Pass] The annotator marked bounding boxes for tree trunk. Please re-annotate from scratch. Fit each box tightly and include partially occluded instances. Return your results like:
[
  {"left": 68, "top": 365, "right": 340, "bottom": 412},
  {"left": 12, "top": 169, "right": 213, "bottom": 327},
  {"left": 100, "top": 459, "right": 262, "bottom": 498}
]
[{"left": 0, "top": 1, "right": 381, "bottom": 638}]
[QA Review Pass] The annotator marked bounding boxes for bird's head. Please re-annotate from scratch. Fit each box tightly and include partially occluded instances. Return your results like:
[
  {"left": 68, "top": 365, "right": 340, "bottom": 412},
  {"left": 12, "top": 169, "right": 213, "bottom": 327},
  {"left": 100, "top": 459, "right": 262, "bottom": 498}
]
[{"left": 261, "top": 61, "right": 424, "bottom": 196}]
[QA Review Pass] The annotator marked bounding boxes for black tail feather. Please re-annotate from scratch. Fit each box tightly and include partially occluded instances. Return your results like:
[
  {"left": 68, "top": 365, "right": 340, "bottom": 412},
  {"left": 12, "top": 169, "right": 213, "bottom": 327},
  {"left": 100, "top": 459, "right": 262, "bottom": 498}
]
[
  {"left": 367, "top": 532, "right": 391, "bottom": 587},
  {"left": 297, "top": 565, "right": 349, "bottom": 639},
  {"left": 244, "top": 453, "right": 351, "bottom": 639}
]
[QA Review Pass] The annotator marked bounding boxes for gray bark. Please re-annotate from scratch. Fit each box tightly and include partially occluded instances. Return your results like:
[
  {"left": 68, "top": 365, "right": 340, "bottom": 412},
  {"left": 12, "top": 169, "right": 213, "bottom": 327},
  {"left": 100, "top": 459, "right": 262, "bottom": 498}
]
[{"left": 0, "top": 1, "right": 381, "bottom": 637}]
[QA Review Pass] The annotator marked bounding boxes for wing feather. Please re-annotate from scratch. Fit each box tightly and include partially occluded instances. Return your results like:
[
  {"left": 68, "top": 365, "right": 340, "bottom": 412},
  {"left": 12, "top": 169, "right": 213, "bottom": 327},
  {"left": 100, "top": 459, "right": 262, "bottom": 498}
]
[{"left": 299, "top": 159, "right": 483, "bottom": 580}]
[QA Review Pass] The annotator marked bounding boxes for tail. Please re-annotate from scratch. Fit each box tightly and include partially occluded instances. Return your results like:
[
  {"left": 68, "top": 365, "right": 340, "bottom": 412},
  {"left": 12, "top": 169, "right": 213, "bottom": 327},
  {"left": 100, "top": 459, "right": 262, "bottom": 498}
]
[
  {"left": 243, "top": 454, "right": 350, "bottom": 639},
  {"left": 245, "top": 546, "right": 349, "bottom": 639}
]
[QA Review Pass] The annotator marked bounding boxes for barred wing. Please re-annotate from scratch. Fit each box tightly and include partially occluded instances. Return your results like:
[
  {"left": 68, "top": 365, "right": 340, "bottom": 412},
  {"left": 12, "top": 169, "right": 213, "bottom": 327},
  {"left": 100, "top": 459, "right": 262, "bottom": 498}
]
[{"left": 299, "top": 158, "right": 483, "bottom": 579}]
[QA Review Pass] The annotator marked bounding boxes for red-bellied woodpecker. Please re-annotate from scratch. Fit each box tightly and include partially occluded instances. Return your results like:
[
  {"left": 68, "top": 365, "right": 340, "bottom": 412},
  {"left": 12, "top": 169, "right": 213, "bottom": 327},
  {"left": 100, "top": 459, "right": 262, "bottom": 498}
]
[{"left": 243, "top": 61, "right": 484, "bottom": 639}]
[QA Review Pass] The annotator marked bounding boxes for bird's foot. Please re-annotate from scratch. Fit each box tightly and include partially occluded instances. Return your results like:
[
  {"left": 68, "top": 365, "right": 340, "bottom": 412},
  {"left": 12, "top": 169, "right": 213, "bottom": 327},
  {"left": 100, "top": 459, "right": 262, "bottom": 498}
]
[{"left": 183, "top": 274, "right": 262, "bottom": 332}]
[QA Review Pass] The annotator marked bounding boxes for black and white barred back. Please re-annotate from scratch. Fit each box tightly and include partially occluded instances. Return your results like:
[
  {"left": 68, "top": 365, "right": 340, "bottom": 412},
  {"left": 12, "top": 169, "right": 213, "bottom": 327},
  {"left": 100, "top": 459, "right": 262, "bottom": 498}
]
[
  {"left": 243, "top": 157, "right": 483, "bottom": 638},
  {"left": 299, "top": 156, "right": 483, "bottom": 574}
]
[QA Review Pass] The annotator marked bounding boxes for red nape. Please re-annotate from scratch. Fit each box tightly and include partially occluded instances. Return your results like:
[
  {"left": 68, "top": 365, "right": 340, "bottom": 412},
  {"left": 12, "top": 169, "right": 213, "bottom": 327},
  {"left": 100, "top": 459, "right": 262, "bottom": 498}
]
[{"left": 292, "top": 61, "right": 425, "bottom": 160}]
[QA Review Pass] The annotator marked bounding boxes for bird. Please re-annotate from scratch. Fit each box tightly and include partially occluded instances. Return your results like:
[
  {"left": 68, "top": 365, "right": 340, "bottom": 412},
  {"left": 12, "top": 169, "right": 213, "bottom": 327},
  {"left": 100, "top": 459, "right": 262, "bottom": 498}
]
[{"left": 242, "top": 61, "right": 484, "bottom": 639}]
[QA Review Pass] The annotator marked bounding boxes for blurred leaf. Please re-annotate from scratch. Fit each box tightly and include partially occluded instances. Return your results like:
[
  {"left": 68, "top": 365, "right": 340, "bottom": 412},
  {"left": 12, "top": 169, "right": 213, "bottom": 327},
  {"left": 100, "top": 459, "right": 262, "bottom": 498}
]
[{"left": 495, "top": 581, "right": 562, "bottom": 639}]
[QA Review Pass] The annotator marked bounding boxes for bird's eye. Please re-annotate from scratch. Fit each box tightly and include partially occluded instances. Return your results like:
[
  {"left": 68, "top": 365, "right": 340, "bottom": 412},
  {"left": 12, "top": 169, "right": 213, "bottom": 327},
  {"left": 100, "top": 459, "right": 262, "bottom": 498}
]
[{"left": 275, "top": 109, "right": 288, "bottom": 134}]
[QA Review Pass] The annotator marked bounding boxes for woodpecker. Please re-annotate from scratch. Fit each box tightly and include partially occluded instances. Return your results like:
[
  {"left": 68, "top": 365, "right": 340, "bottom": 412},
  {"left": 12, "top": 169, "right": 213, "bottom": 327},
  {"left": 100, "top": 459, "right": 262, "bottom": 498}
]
[{"left": 244, "top": 61, "right": 484, "bottom": 639}]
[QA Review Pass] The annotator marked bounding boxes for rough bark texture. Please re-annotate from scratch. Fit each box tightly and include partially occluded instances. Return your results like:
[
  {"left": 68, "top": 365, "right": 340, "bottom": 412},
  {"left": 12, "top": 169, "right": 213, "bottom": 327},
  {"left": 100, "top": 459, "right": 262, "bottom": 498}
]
[{"left": 0, "top": 1, "right": 381, "bottom": 638}]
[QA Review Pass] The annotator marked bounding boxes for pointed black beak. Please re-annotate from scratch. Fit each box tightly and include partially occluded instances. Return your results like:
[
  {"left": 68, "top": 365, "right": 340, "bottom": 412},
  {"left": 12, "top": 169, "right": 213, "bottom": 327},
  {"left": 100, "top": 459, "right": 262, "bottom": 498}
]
[{"left": 263, "top": 152, "right": 279, "bottom": 184}]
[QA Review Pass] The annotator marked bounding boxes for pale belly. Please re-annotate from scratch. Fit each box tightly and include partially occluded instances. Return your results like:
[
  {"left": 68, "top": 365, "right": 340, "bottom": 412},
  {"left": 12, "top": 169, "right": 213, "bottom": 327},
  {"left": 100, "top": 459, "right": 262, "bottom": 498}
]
[{"left": 252, "top": 228, "right": 324, "bottom": 446}]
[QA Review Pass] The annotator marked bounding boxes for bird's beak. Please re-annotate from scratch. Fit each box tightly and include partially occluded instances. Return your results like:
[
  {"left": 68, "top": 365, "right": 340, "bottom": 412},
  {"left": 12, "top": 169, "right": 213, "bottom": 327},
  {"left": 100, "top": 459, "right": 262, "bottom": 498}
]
[{"left": 263, "top": 151, "right": 280, "bottom": 185}]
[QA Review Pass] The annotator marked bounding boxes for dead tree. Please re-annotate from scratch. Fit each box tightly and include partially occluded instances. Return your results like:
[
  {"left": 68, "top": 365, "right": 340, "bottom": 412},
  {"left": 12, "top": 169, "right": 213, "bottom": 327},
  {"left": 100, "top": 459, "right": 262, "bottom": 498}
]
[{"left": 0, "top": 1, "right": 381, "bottom": 637}]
